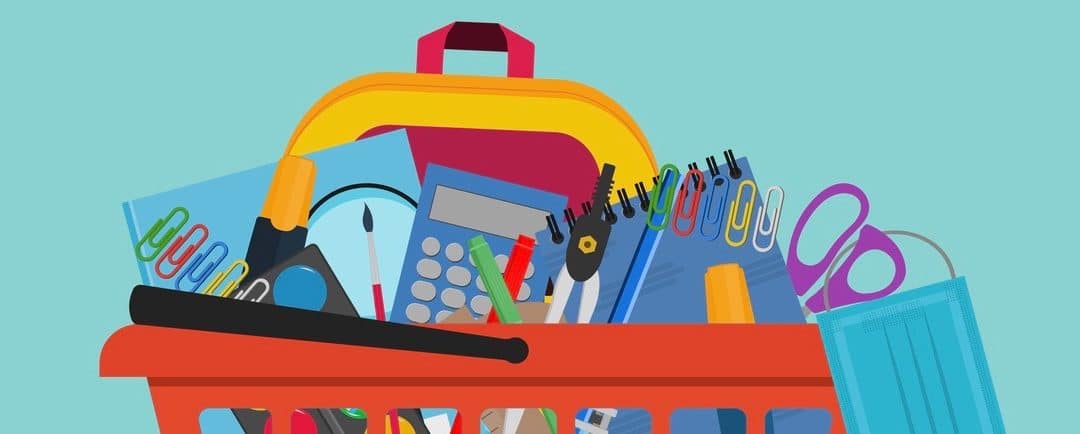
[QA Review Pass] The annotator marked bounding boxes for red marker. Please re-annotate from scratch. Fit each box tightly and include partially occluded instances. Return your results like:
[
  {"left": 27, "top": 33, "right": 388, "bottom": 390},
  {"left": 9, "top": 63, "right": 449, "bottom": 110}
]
[{"left": 487, "top": 234, "right": 535, "bottom": 323}]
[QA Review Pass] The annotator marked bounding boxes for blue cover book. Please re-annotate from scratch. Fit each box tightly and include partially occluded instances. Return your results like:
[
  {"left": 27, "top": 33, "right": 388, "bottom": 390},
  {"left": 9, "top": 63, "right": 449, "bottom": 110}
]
[{"left": 122, "top": 128, "right": 420, "bottom": 320}]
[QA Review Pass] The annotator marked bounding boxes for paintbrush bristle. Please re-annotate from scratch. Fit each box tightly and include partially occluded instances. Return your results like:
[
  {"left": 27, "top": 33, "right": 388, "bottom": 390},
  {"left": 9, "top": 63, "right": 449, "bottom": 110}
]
[{"left": 362, "top": 203, "right": 373, "bottom": 232}]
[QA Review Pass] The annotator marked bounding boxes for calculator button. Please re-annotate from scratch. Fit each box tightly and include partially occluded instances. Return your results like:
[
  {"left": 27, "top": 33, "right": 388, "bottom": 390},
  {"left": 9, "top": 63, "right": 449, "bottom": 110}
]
[
  {"left": 435, "top": 310, "right": 454, "bottom": 323},
  {"left": 516, "top": 282, "right": 531, "bottom": 301},
  {"left": 421, "top": 237, "right": 441, "bottom": 256},
  {"left": 416, "top": 259, "right": 442, "bottom": 280},
  {"left": 441, "top": 288, "right": 466, "bottom": 309},
  {"left": 405, "top": 303, "right": 431, "bottom": 323},
  {"left": 411, "top": 281, "right": 437, "bottom": 301},
  {"left": 446, "top": 266, "right": 472, "bottom": 287},
  {"left": 445, "top": 243, "right": 465, "bottom": 262},
  {"left": 495, "top": 254, "right": 509, "bottom": 272},
  {"left": 525, "top": 262, "right": 535, "bottom": 279},
  {"left": 470, "top": 295, "right": 492, "bottom": 315},
  {"left": 476, "top": 276, "right": 486, "bottom": 292}
]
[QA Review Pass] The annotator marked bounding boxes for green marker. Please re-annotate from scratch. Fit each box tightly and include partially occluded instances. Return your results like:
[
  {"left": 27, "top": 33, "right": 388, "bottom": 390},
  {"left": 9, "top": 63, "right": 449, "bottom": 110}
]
[{"left": 468, "top": 235, "right": 523, "bottom": 324}]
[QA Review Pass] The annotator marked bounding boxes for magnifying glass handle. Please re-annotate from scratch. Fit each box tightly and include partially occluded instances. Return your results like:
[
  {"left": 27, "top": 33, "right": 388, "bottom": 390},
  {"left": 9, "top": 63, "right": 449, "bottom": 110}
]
[{"left": 129, "top": 285, "right": 529, "bottom": 363}]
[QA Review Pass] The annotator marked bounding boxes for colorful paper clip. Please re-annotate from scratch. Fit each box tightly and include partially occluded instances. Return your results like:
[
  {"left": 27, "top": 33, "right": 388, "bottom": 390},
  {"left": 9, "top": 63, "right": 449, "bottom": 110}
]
[
  {"left": 174, "top": 241, "right": 229, "bottom": 292},
  {"left": 234, "top": 277, "right": 271, "bottom": 302},
  {"left": 752, "top": 185, "right": 785, "bottom": 252},
  {"left": 154, "top": 224, "right": 209, "bottom": 279},
  {"left": 202, "top": 259, "right": 249, "bottom": 298},
  {"left": 699, "top": 175, "right": 730, "bottom": 241},
  {"left": 134, "top": 206, "right": 189, "bottom": 262},
  {"left": 672, "top": 168, "right": 705, "bottom": 237},
  {"left": 646, "top": 164, "right": 680, "bottom": 231},
  {"left": 725, "top": 179, "right": 757, "bottom": 247}
]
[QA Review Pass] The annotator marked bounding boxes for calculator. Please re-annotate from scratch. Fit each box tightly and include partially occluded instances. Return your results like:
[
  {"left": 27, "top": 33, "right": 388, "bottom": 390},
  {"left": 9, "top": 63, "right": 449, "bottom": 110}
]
[{"left": 390, "top": 164, "right": 568, "bottom": 324}]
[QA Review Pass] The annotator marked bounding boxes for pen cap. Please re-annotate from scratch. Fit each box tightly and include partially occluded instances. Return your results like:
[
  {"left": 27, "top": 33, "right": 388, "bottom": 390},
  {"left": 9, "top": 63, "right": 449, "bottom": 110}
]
[
  {"left": 260, "top": 155, "right": 316, "bottom": 231},
  {"left": 704, "top": 263, "right": 756, "bottom": 324}
]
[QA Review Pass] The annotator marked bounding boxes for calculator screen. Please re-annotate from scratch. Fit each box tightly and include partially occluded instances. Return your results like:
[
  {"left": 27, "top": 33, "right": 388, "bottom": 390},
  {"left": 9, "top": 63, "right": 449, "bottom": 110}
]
[{"left": 428, "top": 185, "right": 550, "bottom": 239}]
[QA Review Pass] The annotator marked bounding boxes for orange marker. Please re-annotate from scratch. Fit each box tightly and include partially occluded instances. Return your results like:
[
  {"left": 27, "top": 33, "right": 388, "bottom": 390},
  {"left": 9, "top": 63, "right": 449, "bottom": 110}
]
[{"left": 704, "top": 264, "right": 756, "bottom": 324}]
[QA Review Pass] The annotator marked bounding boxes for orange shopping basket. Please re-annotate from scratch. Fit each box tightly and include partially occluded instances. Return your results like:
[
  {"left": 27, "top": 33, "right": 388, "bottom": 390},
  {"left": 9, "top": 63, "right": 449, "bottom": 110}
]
[{"left": 100, "top": 321, "right": 845, "bottom": 433}]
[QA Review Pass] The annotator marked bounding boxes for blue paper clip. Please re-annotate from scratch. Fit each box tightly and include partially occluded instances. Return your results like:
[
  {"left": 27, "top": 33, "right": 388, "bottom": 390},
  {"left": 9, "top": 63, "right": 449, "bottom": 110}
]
[
  {"left": 699, "top": 175, "right": 730, "bottom": 241},
  {"left": 134, "top": 207, "right": 189, "bottom": 262},
  {"left": 645, "top": 164, "right": 680, "bottom": 231},
  {"left": 725, "top": 179, "right": 757, "bottom": 247},
  {"left": 175, "top": 241, "right": 229, "bottom": 292}
]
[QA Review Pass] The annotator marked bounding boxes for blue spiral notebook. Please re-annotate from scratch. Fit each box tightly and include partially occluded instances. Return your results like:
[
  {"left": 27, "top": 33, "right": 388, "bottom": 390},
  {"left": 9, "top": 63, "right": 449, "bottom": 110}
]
[{"left": 551, "top": 155, "right": 830, "bottom": 434}]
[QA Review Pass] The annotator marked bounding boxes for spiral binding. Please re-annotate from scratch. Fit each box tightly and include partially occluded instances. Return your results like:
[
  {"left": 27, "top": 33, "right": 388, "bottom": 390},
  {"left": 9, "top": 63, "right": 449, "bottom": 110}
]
[{"left": 544, "top": 149, "right": 751, "bottom": 245}]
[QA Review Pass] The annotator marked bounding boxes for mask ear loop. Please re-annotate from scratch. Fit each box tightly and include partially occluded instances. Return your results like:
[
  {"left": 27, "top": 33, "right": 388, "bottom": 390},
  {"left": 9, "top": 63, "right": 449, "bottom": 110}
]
[{"left": 814, "top": 230, "right": 956, "bottom": 316}]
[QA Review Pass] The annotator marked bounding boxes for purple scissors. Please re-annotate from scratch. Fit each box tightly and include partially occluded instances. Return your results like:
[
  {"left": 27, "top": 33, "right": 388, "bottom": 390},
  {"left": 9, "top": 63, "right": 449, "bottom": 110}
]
[{"left": 787, "top": 183, "right": 907, "bottom": 314}]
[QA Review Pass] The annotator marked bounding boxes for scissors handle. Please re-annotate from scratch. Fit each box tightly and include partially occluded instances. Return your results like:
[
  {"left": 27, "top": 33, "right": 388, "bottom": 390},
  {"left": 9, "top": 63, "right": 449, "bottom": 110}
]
[{"left": 129, "top": 285, "right": 529, "bottom": 363}]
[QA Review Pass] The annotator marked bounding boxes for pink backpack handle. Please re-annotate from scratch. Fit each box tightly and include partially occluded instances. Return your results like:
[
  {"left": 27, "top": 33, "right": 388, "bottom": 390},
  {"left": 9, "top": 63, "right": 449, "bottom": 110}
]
[{"left": 416, "top": 22, "right": 535, "bottom": 78}]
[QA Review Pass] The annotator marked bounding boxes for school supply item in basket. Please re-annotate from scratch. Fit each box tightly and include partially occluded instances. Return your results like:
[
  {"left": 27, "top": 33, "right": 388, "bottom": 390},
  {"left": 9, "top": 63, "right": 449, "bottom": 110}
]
[
  {"left": 606, "top": 164, "right": 677, "bottom": 324},
  {"left": 231, "top": 245, "right": 357, "bottom": 316},
  {"left": 487, "top": 235, "right": 535, "bottom": 323},
  {"left": 282, "top": 21, "right": 657, "bottom": 212},
  {"left": 363, "top": 204, "right": 389, "bottom": 321},
  {"left": 390, "top": 164, "right": 567, "bottom": 325},
  {"left": 547, "top": 163, "right": 615, "bottom": 324},
  {"left": 469, "top": 235, "right": 524, "bottom": 325},
  {"left": 787, "top": 182, "right": 906, "bottom": 314},
  {"left": 752, "top": 185, "right": 784, "bottom": 253},
  {"left": 232, "top": 407, "right": 430, "bottom": 434},
  {"left": 360, "top": 205, "right": 404, "bottom": 434},
  {"left": 545, "top": 151, "right": 815, "bottom": 434},
  {"left": 128, "top": 285, "right": 530, "bottom": 363},
  {"left": 704, "top": 263, "right": 755, "bottom": 324},
  {"left": 123, "top": 130, "right": 421, "bottom": 308},
  {"left": 246, "top": 155, "right": 316, "bottom": 280},
  {"left": 576, "top": 408, "right": 619, "bottom": 434},
  {"left": 817, "top": 231, "right": 1006, "bottom": 434}
]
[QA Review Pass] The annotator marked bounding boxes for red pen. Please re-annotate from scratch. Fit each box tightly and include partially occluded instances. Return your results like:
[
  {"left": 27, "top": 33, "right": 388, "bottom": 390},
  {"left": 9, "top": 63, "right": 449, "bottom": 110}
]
[{"left": 487, "top": 234, "right": 535, "bottom": 323}]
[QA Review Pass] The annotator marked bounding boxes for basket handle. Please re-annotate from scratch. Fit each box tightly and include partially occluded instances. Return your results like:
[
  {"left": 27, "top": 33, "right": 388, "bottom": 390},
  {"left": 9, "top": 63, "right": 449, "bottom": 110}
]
[{"left": 417, "top": 22, "right": 535, "bottom": 78}]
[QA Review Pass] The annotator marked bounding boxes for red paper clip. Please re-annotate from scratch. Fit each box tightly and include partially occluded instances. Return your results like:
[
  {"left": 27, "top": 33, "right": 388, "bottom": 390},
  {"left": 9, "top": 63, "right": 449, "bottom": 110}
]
[
  {"left": 155, "top": 224, "right": 210, "bottom": 279},
  {"left": 671, "top": 168, "right": 705, "bottom": 237}
]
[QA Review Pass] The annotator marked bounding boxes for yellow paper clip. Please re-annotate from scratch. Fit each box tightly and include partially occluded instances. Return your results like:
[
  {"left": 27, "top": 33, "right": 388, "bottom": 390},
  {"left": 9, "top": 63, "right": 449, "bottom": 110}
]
[
  {"left": 752, "top": 185, "right": 784, "bottom": 252},
  {"left": 202, "top": 259, "right": 249, "bottom": 298},
  {"left": 725, "top": 179, "right": 757, "bottom": 247}
]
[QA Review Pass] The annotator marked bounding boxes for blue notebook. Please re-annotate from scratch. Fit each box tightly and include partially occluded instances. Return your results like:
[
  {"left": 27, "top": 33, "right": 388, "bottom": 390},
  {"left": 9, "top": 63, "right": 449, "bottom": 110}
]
[
  {"left": 122, "top": 129, "right": 421, "bottom": 320},
  {"left": 551, "top": 155, "right": 829, "bottom": 434}
]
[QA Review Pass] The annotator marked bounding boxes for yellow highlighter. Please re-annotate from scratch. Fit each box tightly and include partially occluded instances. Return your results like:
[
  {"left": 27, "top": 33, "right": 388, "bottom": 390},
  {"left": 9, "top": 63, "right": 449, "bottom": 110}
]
[{"left": 704, "top": 263, "right": 756, "bottom": 324}]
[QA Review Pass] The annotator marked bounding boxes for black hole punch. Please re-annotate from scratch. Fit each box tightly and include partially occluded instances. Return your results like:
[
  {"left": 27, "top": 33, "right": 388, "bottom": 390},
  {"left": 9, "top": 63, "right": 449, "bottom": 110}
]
[
  {"left": 617, "top": 188, "right": 635, "bottom": 218},
  {"left": 563, "top": 208, "right": 578, "bottom": 234},
  {"left": 723, "top": 149, "right": 742, "bottom": 179},
  {"left": 634, "top": 182, "right": 651, "bottom": 212},
  {"left": 546, "top": 214, "right": 565, "bottom": 244},
  {"left": 581, "top": 201, "right": 593, "bottom": 216}
]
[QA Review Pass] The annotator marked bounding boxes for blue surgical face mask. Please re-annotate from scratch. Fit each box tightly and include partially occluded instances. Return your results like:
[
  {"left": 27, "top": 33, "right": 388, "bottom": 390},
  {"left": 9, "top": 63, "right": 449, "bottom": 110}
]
[{"left": 819, "top": 275, "right": 1006, "bottom": 434}]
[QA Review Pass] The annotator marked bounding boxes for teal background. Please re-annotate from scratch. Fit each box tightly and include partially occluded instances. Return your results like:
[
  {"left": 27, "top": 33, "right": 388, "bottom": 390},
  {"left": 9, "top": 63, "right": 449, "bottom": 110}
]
[{"left": 1, "top": 0, "right": 1076, "bottom": 432}]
